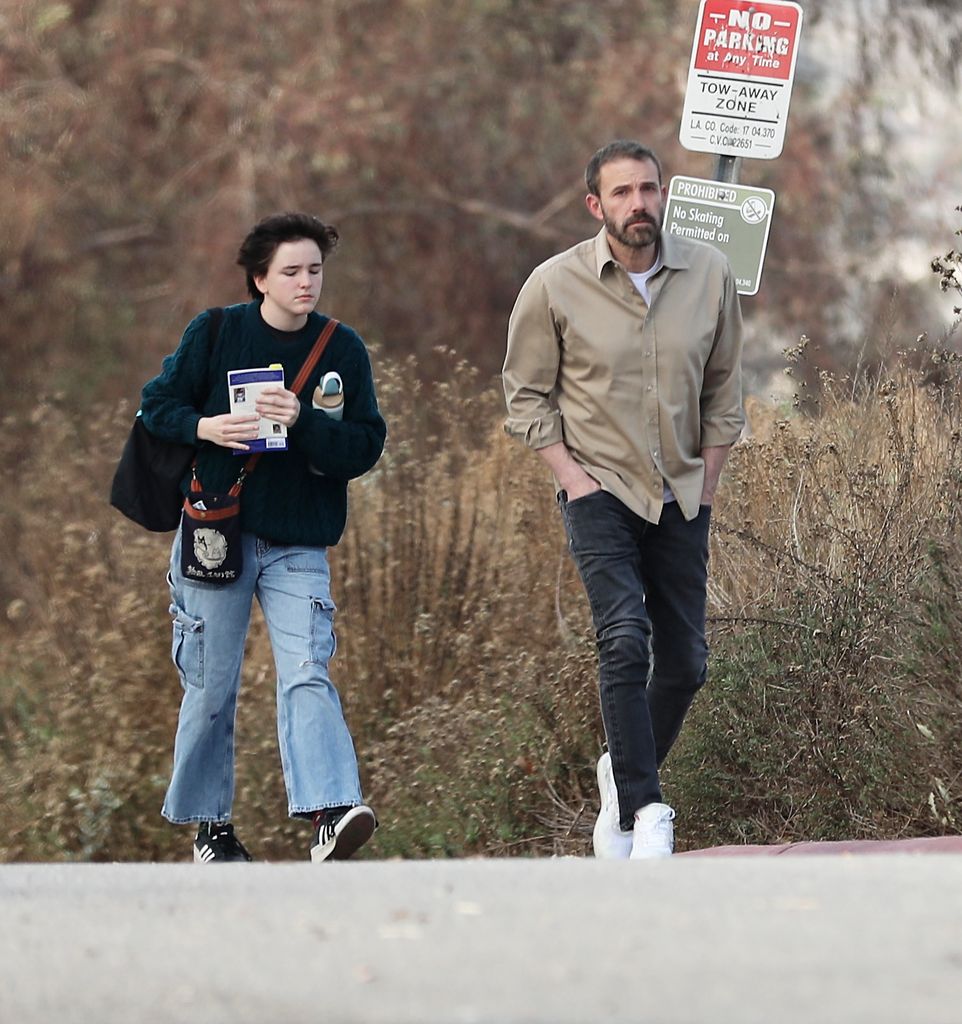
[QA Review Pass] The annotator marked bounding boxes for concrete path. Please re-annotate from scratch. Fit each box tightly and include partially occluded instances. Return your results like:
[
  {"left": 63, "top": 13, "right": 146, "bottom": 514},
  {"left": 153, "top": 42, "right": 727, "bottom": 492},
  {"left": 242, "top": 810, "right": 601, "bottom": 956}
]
[{"left": 3, "top": 855, "right": 962, "bottom": 1023}]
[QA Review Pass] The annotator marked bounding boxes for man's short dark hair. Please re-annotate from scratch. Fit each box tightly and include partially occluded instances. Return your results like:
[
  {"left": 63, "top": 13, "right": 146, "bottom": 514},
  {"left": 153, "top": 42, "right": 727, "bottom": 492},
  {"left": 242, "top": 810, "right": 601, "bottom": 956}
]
[
  {"left": 585, "top": 141, "right": 663, "bottom": 197},
  {"left": 237, "top": 212, "right": 340, "bottom": 300}
]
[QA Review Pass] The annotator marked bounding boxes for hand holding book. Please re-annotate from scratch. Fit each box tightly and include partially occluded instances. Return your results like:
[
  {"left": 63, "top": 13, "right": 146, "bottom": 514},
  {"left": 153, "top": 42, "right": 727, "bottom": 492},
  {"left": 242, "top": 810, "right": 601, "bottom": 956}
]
[
  {"left": 255, "top": 385, "right": 302, "bottom": 427},
  {"left": 228, "top": 365, "right": 291, "bottom": 453},
  {"left": 197, "top": 412, "right": 261, "bottom": 451}
]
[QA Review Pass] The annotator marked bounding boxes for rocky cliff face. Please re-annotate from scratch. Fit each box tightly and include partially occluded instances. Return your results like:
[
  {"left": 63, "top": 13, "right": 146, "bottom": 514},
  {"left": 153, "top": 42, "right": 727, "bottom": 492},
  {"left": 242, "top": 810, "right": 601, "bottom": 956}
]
[{"left": 747, "top": 0, "right": 962, "bottom": 395}]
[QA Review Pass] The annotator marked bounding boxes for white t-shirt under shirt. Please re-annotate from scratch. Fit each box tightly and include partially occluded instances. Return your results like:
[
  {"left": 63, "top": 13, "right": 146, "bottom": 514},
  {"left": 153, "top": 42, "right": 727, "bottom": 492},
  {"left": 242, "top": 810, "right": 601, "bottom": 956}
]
[
  {"left": 626, "top": 251, "right": 664, "bottom": 306},
  {"left": 627, "top": 252, "right": 676, "bottom": 503}
]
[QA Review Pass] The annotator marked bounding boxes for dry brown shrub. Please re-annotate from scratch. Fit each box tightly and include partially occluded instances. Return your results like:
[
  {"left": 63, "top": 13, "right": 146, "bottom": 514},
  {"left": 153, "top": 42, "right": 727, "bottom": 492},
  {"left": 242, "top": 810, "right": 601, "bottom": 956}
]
[
  {"left": 0, "top": 350, "right": 599, "bottom": 861},
  {"left": 667, "top": 350, "right": 962, "bottom": 847},
  {"left": 4, "top": 347, "right": 962, "bottom": 861}
]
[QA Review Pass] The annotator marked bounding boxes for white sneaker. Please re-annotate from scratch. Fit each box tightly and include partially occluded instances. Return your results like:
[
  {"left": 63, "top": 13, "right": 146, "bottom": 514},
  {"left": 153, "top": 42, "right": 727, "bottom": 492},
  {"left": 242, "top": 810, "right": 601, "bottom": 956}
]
[
  {"left": 592, "top": 752, "right": 633, "bottom": 859},
  {"left": 630, "top": 802, "right": 675, "bottom": 860}
]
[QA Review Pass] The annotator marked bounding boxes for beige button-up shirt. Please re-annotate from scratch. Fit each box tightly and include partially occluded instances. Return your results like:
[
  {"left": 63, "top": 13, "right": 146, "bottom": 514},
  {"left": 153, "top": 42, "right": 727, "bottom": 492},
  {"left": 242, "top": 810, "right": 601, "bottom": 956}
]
[{"left": 503, "top": 227, "right": 744, "bottom": 523}]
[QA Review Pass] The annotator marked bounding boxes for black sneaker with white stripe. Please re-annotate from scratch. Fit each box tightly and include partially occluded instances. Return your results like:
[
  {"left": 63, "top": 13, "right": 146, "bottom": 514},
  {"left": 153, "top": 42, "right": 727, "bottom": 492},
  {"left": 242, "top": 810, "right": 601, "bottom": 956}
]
[
  {"left": 310, "top": 805, "right": 377, "bottom": 862},
  {"left": 193, "top": 822, "right": 253, "bottom": 863}
]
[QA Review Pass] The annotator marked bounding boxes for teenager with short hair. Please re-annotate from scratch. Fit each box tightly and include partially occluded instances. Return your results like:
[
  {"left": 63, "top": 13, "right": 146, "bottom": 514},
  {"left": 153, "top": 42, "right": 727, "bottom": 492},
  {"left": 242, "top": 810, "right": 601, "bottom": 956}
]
[{"left": 142, "top": 212, "right": 386, "bottom": 863}]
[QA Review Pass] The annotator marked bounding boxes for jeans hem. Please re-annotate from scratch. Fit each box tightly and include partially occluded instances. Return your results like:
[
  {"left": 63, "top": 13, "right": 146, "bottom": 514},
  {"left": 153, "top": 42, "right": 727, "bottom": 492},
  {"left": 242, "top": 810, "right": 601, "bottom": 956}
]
[{"left": 289, "top": 798, "right": 364, "bottom": 819}]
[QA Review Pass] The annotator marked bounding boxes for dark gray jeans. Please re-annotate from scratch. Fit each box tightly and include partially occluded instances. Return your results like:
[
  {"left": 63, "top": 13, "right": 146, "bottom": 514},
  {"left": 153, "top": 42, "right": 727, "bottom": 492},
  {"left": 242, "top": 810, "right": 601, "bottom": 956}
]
[{"left": 560, "top": 490, "right": 711, "bottom": 831}]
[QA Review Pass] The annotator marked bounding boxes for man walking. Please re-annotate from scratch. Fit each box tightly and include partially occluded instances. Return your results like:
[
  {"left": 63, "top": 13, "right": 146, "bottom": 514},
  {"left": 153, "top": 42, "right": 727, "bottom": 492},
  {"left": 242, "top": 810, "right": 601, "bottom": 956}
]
[{"left": 502, "top": 140, "right": 743, "bottom": 858}]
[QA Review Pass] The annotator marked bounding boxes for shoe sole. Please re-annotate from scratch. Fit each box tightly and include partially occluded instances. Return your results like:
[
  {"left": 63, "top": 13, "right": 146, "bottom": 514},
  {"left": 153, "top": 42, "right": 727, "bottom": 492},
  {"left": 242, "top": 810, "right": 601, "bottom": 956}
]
[
  {"left": 311, "top": 806, "right": 377, "bottom": 863},
  {"left": 192, "top": 846, "right": 252, "bottom": 864},
  {"left": 629, "top": 847, "right": 673, "bottom": 860},
  {"left": 593, "top": 753, "right": 609, "bottom": 858}
]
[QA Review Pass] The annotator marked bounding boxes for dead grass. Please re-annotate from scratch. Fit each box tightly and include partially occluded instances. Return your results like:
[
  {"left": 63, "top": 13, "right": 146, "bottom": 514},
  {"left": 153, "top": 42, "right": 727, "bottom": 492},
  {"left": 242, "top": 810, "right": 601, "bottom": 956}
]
[{"left": 2, "top": 345, "right": 962, "bottom": 861}]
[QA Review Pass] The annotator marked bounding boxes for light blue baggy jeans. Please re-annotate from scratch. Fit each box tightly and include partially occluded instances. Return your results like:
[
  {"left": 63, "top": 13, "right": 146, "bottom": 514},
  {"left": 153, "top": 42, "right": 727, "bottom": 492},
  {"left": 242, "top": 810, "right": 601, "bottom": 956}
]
[{"left": 161, "top": 530, "right": 363, "bottom": 823}]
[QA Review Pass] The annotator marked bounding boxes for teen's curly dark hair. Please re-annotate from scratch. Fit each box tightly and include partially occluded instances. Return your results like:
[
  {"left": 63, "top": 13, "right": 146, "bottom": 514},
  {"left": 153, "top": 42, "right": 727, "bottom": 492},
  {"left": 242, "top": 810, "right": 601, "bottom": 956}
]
[{"left": 236, "top": 212, "right": 340, "bottom": 300}]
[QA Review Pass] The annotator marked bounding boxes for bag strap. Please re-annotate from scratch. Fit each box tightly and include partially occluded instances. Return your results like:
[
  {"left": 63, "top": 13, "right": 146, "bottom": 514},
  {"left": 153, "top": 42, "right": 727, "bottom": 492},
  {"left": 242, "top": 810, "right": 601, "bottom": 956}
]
[
  {"left": 193, "top": 317, "right": 341, "bottom": 497},
  {"left": 200, "top": 307, "right": 224, "bottom": 393},
  {"left": 206, "top": 307, "right": 224, "bottom": 351},
  {"left": 291, "top": 317, "right": 339, "bottom": 395}
]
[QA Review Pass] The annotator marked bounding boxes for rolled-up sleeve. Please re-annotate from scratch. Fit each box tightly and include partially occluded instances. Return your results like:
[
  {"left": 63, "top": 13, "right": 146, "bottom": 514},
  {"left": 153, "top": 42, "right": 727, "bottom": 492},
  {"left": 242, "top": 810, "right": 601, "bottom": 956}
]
[
  {"left": 699, "top": 264, "right": 745, "bottom": 448},
  {"left": 502, "top": 272, "right": 565, "bottom": 449}
]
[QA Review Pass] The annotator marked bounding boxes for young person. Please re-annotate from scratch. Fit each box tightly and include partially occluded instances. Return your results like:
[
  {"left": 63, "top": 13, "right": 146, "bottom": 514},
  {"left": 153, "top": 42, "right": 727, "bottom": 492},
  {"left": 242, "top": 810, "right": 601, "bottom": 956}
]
[
  {"left": 141, "top": 212, "right": 386, "bottom": 863},
  {"left": 503, "top": 142, "right": 744, "bottom": 858}
]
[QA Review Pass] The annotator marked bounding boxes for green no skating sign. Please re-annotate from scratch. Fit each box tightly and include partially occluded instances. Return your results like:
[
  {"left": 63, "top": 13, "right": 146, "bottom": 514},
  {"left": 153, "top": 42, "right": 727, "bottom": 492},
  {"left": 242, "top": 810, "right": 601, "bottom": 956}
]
[{"left": 663, "top": 175, "right": 775, "bottom": 296}]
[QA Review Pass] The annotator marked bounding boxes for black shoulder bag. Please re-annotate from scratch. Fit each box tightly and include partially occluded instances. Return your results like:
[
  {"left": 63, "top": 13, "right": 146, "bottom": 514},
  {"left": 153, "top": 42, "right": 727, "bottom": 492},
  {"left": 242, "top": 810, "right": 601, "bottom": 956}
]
[{"left": 109, "top": 308, "right": 224, "bottom": 533}]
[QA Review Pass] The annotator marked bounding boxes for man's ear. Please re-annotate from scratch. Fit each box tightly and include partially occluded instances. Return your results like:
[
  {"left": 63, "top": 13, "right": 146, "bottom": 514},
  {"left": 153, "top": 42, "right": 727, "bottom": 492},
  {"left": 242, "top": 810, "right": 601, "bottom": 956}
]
[{"left": 585, "top": 193, "right": 604, "bottom": 223}]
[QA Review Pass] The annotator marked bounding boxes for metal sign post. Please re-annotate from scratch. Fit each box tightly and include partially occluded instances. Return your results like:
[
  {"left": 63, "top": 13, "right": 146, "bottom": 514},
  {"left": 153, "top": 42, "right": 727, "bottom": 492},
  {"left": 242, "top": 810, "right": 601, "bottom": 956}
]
[{"left": 714, "top": 155, "right": 741, "bottom": 184}]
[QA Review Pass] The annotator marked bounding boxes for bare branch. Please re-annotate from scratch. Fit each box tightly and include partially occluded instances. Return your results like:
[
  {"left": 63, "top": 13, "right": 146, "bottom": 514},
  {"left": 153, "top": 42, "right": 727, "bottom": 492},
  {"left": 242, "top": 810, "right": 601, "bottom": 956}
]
[{"left": 427, "top": 183, "right": 575, "bottom": 243}]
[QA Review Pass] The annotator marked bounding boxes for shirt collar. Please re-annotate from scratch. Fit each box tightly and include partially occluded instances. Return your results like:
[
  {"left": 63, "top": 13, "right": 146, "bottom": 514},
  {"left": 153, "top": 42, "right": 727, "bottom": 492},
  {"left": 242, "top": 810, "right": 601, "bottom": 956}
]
[{"left": 593, "top": 225, "right": 691, "bottom": 278}]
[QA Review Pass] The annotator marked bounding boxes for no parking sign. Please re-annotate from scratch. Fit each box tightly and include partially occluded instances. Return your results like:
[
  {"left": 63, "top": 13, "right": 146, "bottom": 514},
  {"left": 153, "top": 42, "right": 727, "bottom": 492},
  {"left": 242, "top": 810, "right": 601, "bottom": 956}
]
[{"left": 680, "top": 0, "right": 803, "bottom": 160}]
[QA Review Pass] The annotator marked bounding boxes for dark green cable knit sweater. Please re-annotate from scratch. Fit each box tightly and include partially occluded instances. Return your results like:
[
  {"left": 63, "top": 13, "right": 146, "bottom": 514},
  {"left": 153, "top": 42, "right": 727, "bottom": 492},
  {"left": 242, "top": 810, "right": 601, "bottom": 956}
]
[{"left": 141, "top": 302, "right": 386, "bottom": 547}]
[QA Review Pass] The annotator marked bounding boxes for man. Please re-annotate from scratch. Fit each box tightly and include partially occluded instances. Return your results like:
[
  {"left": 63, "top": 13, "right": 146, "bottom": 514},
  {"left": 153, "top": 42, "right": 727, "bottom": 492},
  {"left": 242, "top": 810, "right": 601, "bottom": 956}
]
[{"left": 502, "top": 140, "right": 743, "bottom": 859}]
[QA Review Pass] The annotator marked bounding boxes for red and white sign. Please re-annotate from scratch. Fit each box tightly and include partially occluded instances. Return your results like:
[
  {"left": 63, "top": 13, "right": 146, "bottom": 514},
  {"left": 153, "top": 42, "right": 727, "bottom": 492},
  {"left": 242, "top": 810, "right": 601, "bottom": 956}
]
[{"left": 680, "top": 0, "right": 803, "bottom": 160}]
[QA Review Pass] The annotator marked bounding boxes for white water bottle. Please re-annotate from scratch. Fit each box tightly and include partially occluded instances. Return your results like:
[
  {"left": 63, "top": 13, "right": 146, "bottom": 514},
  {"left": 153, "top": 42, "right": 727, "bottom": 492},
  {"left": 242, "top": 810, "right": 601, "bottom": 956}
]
[
  {"left": 312, "top": 371, "right": 344, "bottom": 420},
  {"left": 309, "top": 371, "right": 343, "bottom": 475}
]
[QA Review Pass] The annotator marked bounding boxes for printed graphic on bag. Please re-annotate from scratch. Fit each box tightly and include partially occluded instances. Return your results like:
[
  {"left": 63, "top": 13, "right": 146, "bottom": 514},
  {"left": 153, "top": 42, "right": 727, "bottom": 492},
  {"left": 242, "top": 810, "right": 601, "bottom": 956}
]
[
  {"left": 192, "top": 528, "right": 229, "bottom": 570},
  {"left": 181, "top": 490, "right": 244, "bottom": 584}
]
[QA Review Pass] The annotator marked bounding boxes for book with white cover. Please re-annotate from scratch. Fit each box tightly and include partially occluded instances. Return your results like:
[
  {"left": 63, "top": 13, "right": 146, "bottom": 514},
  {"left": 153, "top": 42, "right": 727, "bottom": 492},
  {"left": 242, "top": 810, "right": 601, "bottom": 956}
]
[{"left": 227, "top": 366, "right": 288, "bottom": 452}]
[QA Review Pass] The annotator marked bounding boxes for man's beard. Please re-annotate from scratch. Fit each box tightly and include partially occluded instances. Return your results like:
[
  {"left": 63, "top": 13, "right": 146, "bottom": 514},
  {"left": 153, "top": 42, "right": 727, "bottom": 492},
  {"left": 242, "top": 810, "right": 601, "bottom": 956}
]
[{"left": 606, "top": 212, "right": 661, "bottom": 250}]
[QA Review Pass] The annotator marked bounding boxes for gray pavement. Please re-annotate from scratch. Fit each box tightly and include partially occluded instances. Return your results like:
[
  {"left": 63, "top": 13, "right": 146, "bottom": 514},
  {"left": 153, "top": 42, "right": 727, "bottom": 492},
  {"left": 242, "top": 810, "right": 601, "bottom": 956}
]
[{"left": 3, "top": 855, "right": 962, "bottom": 1023}]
